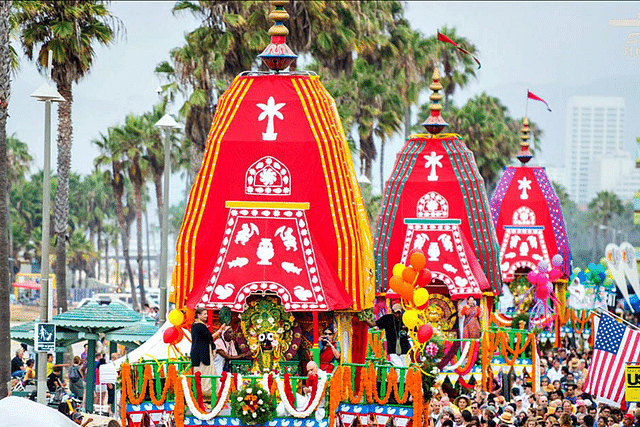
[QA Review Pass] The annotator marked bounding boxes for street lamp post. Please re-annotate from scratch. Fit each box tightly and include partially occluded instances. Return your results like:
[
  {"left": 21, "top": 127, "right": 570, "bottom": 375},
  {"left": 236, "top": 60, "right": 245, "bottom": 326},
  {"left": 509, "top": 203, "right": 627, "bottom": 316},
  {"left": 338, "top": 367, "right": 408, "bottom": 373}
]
[
  {"left": 154, "top": 114, "right": 180, "bottom": 323},
  {"left": 599, "top": 224, "right": 625, "bottom": 245},
  {"left": 31, "top": 77, "right": 64, "bottom": 404}
]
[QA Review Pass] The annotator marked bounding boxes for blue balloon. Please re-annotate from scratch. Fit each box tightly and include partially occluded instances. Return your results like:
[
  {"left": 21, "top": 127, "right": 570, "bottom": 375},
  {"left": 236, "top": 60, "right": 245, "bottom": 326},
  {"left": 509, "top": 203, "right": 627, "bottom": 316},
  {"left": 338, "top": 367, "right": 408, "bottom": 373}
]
[
  {"left": 598, "top": 272, "right": 606, "bottom": 282},
  {"left": 587, "top": 263, "right": 597, "bottom": 271},
  {"left": 577, "top": 272, "right": 587, "bottom": 282},
  {"left": 624, "top": 294, "right": 640, "bottom": 312}
]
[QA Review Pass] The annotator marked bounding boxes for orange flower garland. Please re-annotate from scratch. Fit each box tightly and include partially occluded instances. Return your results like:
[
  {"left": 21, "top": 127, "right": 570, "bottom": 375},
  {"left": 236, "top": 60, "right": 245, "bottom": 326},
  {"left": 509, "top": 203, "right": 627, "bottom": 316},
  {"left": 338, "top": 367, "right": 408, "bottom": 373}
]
[
  {"left": 149, "top": 364, "right": 177, "bottom": 406},
  {"left": 120, "top": 362, "right": 186, "bottom": 427},
  {"left": 174, "top": 373, "right": 186, "bottom": 427},
  {"left": 328, "top": 365, "right": 344, "bottom": 427},
  {"left": 369, "top": 332, "right": 384, "bottom": 359},
  {"left": 373, "top": 368, "right": 396, "bottom": 405}
]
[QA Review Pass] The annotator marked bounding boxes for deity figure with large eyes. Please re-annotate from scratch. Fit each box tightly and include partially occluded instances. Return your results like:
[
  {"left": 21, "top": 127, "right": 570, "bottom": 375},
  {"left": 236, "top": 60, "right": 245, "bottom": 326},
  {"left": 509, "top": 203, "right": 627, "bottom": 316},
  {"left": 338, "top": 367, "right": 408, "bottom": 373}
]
[{"left": 237, "top": 297, "right": 301, "bottom": 374}]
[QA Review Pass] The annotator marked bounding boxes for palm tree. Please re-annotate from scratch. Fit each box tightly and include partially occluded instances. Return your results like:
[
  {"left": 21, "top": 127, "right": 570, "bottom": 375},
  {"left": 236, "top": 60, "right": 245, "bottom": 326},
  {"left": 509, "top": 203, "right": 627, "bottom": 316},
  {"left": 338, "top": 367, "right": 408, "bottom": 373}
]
[
  {"left": 6, "top": 134, "right": 32, "bottom": 263},
  {"left": 13, "top": 0, "right": 121, "bottom": 312},
  {"left": 428, "top": 26, "right": 478, "bottom": 111},
  {"left": 112, "top": 114, "right": 150, "bottom": 308},
  {"left": 94, "top": 129, "right": 138, "bottom": 310},
  {"left": 588, "top": 191, "right": 624, "bottom": 262},
  {"left": 0, "top": 0, "right": 12, "bottom": 399},
  {"left": 66, "top": 230, "right": 96, "bottom": 288},
  {"left": 81, "top": 170, "right": 113, "bottom": 281}
]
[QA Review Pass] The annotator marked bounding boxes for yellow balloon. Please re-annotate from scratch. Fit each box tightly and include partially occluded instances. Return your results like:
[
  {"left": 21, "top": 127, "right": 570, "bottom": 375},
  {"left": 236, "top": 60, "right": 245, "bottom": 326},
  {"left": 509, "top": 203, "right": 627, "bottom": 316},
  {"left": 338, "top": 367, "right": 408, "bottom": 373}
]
[
  {"left": 413, "top": 288, "right": 430, "bottom": 306},
  {"left": 403, "top": 310, "right": 419, "bottom": 329},
  {"left": 168, "top": 309, "right": 185, "bottom": 327},
  {"left": 392, "top": 263, "right": 405, "bottom": 277}
]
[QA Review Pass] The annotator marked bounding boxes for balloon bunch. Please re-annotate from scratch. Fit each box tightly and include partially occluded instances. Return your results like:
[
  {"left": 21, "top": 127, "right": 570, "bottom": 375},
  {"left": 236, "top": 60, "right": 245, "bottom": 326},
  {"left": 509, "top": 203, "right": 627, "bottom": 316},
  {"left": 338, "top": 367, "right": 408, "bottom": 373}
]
[
  {"left": 571, "top": 260, "right": 611, "bottom": 287},
  {"left": 518, "top": 254, "right": 563, "bottom": 330},
  {"left": 570, "top": 259, "right": 616, "bottom": 309},
  {"left": 387, "top": 249, "right": 436, "bottom": 354},
  {"left": 163, "top": 307, "right": 195, "bottom": 348}
]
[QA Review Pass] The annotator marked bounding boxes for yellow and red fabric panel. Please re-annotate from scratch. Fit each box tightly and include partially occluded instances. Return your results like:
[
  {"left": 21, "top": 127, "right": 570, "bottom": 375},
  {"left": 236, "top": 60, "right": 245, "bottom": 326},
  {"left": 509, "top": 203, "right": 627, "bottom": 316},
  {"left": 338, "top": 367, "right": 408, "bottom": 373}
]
[
  {"left": 374, "top": 134, "right": 502, "bottom": 298},
  {"left": 490, "top": 166, "right": 572, "bottom": 280},
  {"left": 172, "top": 74, "right": 374, "bottom": 312}
]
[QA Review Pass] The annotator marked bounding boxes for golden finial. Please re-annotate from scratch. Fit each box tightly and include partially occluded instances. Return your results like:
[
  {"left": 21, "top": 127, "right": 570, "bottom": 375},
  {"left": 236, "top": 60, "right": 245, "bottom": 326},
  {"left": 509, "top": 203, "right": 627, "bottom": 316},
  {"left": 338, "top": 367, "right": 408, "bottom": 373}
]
[
  {"left": 517, "top": 117, "right": 533, "bottom": 165},
  {"left": 421, "top": 67, "right": 448, "bottom": 135},
  {"left": 258, "top": 0, "right": 297, "bottom": 71}
]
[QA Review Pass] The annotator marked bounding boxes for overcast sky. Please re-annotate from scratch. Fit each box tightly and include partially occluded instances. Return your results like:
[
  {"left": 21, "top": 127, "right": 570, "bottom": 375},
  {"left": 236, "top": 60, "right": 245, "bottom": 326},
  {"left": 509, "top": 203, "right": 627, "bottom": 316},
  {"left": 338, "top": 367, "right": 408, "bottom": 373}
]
[{"left": 7, "top": 1, "right": 640, "bottom": 208}]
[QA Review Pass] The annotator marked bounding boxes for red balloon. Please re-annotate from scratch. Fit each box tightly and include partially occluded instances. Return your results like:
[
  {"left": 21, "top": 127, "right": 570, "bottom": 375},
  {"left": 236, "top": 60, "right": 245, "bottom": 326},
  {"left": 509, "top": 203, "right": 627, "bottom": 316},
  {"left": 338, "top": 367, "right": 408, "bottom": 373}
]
[
  {"left": 163, "top": 326, "right": 180, "bottom": 344},
  {"left": 548, "top": 269, "right": 562, "bottom": 281},
  {"left": 418, "top": 324, "right": 434, "bottom": 343},
  {"left": 402, "top": 267, "right": 418, "bottom": 284},
  {"left": 416, "top": 269, "right": 432, "bottom": 287},
  {"left": 409, "top": 252, "right": 426, "bottom": 271}
]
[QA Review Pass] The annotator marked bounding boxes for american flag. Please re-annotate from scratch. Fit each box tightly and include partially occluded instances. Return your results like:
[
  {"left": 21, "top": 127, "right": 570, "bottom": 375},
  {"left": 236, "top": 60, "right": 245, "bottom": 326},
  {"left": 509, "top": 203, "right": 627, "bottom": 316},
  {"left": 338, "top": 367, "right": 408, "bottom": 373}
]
[{"left": 584, "top": 312, "right": 640, "bottom": 407}]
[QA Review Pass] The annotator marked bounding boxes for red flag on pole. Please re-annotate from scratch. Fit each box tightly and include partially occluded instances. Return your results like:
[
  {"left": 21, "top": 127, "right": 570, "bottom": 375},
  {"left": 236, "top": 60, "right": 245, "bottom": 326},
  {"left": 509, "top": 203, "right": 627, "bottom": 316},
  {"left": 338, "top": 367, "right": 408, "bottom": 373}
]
[
  {"left": 437, "top": 32, "right": 481, "bottom": 69},
  {"left": 527, "top": 90, "right": 552, "bottom": 112}
]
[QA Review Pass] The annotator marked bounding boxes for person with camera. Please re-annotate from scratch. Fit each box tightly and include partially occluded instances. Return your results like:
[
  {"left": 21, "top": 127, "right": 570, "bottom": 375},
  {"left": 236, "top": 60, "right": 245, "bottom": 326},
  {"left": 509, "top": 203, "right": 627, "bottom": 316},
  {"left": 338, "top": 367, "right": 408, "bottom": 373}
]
[{"left": 318, "top": 326, "right": 340, "bottom": 372}]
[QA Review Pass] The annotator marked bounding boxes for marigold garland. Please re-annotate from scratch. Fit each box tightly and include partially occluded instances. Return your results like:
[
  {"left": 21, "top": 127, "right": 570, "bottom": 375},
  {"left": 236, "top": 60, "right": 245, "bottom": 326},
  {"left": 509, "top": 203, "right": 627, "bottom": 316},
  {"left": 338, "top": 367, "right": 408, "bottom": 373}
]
[
  {"left": 328, "top": 365, "right": 344, "bottom": 427},
  {"left": 120, "top": 361, "right": 428, "bottom": 427},
  {"left": 373, "top": 368, "right": 396, "bottom": 405}
]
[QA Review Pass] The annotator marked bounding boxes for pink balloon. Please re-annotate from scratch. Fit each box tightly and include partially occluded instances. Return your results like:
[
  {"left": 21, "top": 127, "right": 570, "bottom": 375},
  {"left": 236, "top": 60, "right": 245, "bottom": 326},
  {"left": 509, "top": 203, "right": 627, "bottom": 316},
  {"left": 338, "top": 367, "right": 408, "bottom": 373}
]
[
  {"left": 527, "top": 271, "right": 537, "bottom": 283},
  {"left": 535, "top": 283, "right": 550, "bottom": 300},
  {"left": 536, "top": 272, "right": 549, "bottom": 286}
]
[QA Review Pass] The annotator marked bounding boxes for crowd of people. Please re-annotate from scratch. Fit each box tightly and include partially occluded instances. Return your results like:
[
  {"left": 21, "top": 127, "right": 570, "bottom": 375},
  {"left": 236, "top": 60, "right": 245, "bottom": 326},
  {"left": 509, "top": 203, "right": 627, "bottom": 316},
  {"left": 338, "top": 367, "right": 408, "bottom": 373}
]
[
  {"left": 426, "top": 342, "right": 634, "bottom": 427},
  {"left": 9, "top": 338, "right": 123, "bottom": 420}
]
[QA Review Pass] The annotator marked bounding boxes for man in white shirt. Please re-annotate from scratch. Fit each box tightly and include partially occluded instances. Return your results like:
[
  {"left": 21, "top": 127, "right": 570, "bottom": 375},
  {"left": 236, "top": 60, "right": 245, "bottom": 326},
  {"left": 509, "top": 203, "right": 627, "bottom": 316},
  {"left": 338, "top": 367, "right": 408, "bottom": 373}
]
[
  {"left": 213, "top": 327, "right": 245, "bottom": 375},
  {"left": 546, "top": 359, "right": 563, "bottom": 384}
]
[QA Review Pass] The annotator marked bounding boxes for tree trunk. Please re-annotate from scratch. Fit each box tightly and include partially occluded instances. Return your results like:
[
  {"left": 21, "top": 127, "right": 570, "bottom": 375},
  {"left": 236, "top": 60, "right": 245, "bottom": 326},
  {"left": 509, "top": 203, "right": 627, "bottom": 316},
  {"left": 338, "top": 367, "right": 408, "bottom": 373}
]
[
  {"left": 105, "top": 237, "right": 109, "bottom": 284},
  {"left": 145, "top": 209, "right": 152, "bottom": 290},
  {"left": 591, "top": 225, "right": 597, "bottom": 262},
  {"left": 190, "top": 143, "right": 203, "bottom": 182},
  {"left": 404, "top": 105, "right": 411, "bottom": 139},
  {"left": 134, "top": 183, "right": 146, "bottom": 308},
  {"left": 53, "top": 81, "right": 73, "bottom": 313},
  {"left": 112, "top": 176, "right": 138, "bottom": 310},
  {"left": 153, "top": 173, "right": 163, "bottom": 231},
  {"left": 0, "top": 0, "right": 12, "bottom": 398},
  {"left": 114, "top": 233, "right": 119, "bottom": 287},
  {"left": 97, "top": 224, "right": 102, "bottom": 281},
  {"left": 379, "top": 141, "right": 385, "bottom": 192},
  {"left": 359, "top": 134, "right": 375, "bottom": 180},
  {"left": 121, "top": 215, "right": 136, "bottom": 310}
]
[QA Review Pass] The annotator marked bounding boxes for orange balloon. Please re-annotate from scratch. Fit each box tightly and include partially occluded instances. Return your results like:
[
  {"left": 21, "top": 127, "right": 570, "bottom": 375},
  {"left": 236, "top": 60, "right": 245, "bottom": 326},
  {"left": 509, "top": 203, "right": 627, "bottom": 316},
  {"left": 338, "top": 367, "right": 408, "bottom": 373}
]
[
  {"left": 182, "top": 307, "right": 195, "bottom": 328},
  {"left": 402, "top": 267, "right": 418, "bottom": 284},
  {"left": 397, "top": 280, "right": 415, "bottom": 302},
  {"left": 409, "top": 252, "right": 426, "bottom": 271},
  {"left": 388, "top": 275, "right": 404, "bottom": 294}
]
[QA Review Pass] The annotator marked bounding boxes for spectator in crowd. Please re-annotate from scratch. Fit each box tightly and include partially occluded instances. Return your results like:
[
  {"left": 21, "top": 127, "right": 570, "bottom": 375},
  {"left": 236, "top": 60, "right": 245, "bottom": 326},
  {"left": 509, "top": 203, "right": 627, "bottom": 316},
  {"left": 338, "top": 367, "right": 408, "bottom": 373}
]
[
  {"left": 47, "top": 366, "right": 65, "bottom": 393},
  {"left": 10, "top": 348, "right": 25, "bottom": 378},
  {"left": 24, "top": 359, "right": 35, "bottom": 384},
  {"left": 68, "top": 355, "right": 84, "bottom": 399}
]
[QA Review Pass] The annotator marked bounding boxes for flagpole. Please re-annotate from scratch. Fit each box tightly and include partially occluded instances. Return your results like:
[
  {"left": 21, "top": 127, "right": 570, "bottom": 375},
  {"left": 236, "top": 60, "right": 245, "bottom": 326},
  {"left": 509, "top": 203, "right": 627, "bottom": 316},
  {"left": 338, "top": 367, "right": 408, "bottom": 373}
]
[
  {"left": 525, "top": 90, "right": 529, "bottom": 117},
  {"left": 594, "top": 307, "right": 640, "bottom": 332}
]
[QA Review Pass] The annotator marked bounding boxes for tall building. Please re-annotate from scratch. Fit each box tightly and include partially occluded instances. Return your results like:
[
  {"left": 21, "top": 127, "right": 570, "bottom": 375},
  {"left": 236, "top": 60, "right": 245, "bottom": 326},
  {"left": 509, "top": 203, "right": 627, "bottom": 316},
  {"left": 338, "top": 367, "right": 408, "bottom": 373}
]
[{"left": 564, "top": 96, "right": 625, "bottom": 205}]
